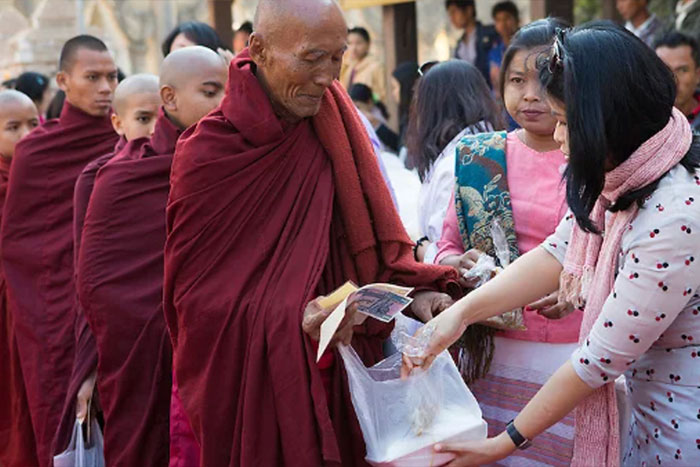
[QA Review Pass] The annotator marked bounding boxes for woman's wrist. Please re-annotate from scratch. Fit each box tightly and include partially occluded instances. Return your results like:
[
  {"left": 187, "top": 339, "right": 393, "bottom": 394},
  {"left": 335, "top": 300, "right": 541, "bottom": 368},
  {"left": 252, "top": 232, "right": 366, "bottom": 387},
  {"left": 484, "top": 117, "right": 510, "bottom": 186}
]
[{"left": 493, "top": 430, "right": 517, "bottom": 457}]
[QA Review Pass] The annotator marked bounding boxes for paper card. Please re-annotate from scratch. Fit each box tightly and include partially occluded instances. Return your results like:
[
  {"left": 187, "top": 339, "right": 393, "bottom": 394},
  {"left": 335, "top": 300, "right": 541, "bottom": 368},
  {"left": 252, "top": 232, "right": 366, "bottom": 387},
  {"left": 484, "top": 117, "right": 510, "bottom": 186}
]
[
  {"left": 317, "top": 297, "right": 348, "bottom": 362},
  {"left": 317, "top": 281, "right": 358, "bottom": 310}
]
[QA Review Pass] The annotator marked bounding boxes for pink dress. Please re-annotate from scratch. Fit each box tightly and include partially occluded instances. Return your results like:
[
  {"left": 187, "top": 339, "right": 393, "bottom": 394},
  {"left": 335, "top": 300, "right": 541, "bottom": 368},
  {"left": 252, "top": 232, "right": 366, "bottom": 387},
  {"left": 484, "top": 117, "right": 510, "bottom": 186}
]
[{"left": 436, "top": 131, "right": 580, "bottom": 465}]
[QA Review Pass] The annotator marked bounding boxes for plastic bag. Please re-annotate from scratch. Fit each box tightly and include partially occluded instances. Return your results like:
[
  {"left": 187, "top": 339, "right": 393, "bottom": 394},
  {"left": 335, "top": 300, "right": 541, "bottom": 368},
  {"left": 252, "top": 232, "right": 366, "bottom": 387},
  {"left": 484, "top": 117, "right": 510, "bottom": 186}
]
[
  {"left": 464, "top": 220, "right": 525, "bottom": 331},
  {"left": 339, "top": 314, "right": 487, "bottom": 466},
  {"left": 53, "top": 419, "right": 105, "bottom": 467}
]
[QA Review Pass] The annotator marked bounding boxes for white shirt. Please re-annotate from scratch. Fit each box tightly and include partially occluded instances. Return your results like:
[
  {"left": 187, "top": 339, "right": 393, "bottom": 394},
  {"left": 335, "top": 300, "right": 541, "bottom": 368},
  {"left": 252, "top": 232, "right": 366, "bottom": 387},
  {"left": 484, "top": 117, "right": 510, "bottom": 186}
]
[
  {"left": 456, "top": 29, "right": 477, "bottom": 65},
  {"left": 418, "top": 123, "right": 492, "bottom": 264}
]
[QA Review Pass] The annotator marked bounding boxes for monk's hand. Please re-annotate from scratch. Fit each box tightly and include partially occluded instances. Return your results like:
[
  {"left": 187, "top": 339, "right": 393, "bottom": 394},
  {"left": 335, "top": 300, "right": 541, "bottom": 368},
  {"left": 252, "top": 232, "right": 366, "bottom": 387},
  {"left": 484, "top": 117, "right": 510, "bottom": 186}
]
[
  {"left": 457, "top": 249, "right": 482, "bottom": 289},
  {"left": 528, "top": 291, "right": 574, "bottom": 320},
  {"left": 301, "top": 298, "right": 333, "bottom": 342},
  {"left": 76, "top": 369, "right": 97, "bottom": 422},
  {"left": 401, "top": 304, "right": 467, "bottom": 379},
  {"left": 409, "top": 291, "right": 453, "bottom": 323},
  {"left": 434, "top": 432, "right": 515, "bottom": 466}
]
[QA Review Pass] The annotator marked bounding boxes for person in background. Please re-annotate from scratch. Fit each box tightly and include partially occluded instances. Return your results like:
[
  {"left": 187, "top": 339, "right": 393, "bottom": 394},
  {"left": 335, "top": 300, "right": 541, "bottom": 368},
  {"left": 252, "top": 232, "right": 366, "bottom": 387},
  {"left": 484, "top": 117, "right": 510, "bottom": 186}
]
[
  {"left": 340, "top": 26, "right": 386, "bottom": 102},
  {"left": 408, "top": 60, "right": 503, "bottom": 265},
  {"left": 1, "top": 78, "right": 16, "bottom": 90},
  {"left": 45, "top": 90, "right": 65, "bottom": 120},
  {"left": 233, "top": 21, "right": 253, "bottom": 54},
  {"left": 489, "top": 1, "right": 520, "bottom": 96},
  {"left": 349, "top": 83, "right": 394, "bottom": 151},
  {"left": 445, "top": 0, "right": 499, "bottom": 87},
  {"left": 655, "top": 31, "right": 700, "bottom": 131},
  {"left": 617, "top": 0, "right": 663, "bottom": 47},
  {"left": 676, "top": 0, "right": 700, "bottom": 41},
  {"left": 432, "top": 19, "right": 579, "bottom": 466},
  {"left": 161, "top": 21, "right": 227, "bottom": 57},
  {"left": 14, "top": 72, "right": 52, "bottom": 122}
]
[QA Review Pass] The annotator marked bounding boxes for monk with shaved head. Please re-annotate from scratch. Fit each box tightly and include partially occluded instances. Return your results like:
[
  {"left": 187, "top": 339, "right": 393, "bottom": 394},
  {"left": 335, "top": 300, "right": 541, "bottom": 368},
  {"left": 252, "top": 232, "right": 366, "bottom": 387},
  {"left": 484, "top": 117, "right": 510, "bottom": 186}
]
[
  {"left": 163, "top": 1, "right": 458, "bottom": 466},
  {"left": 1, "top": 34, "right": 119, "bottom": 466},
  {"left": 77, "top": 45, "right": 227, "bottom": 466},
  {"left": 51, "top": 73, "right": 161, "bottom": 458},
  {"left": 0, "top": 90, "right": 39, "bottom": 466}
]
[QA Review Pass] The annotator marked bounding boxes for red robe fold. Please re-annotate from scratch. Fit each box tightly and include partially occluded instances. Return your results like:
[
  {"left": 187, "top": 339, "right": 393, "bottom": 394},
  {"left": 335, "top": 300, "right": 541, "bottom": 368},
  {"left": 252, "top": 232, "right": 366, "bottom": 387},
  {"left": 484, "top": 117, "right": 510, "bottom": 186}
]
[
  {"left": 77, "top": 110, "right": 179, "bottom": 467},
  {"left": 163, "top": 52, "right": 458, "bottom": 467},
  {"left": 53, "top": 136, "right": 127, "bottom": 455},
  {"left": 1, "top": 101, "right": 119, "bottom": 466},
  {"left": 0, "top": 156, "right": 39, "bottom": 467}
]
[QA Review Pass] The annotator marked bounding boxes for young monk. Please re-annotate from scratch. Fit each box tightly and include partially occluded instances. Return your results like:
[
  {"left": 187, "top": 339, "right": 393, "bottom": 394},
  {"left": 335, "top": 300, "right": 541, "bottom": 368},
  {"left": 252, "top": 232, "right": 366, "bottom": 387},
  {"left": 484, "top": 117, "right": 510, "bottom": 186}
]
[
  {"left": 0, "top": 35, "right": 119, "bottom": 467},
  {"left": 0, "top": 90, "right": 40, "bottom": 467},
  {"left": 52, "top": 73, "right": 161, "bottom": 457},
  {"left": 162, "top": 1, "right": 459, "bottom": 465},
  {"left": 77, "top": 46, "right": 227, "bottom": 467}
]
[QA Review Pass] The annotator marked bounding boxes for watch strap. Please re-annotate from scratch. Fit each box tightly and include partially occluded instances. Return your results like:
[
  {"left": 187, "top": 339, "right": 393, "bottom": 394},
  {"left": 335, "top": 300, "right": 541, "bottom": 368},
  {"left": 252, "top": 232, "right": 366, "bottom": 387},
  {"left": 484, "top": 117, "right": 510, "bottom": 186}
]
[{"left": 506, "top": 420, "right": 531, "bottom": 450}]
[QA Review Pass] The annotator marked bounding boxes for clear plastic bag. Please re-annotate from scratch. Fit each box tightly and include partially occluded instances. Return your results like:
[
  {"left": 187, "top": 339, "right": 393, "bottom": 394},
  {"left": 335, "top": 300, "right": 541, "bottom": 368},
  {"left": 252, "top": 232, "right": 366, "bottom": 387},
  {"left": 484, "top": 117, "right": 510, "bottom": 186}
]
[
  {"left": 53, "top": 419, "right": 105, "bottom": 467},
  {"left": 338, "top": 314, "right": 487, "bottom": 466}
]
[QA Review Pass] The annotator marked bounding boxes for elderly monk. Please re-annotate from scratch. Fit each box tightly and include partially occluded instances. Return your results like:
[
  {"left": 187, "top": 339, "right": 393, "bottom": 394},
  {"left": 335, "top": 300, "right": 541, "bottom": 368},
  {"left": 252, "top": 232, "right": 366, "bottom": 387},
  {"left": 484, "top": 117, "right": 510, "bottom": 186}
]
[
  {"left": 52, "top": 73, "right": 161, "bottom": 457},
  {"left": 163, "top": 1, "right": 459, "bottom": 466},
  {"left": 1, "top": 35, "right": 119, "bottom": 467},
  {"left": 77, "top": 47, "right": 227, "bottom": 467},
  {"left": 0, "top": 90, "right": 40, "bottom": 467}
]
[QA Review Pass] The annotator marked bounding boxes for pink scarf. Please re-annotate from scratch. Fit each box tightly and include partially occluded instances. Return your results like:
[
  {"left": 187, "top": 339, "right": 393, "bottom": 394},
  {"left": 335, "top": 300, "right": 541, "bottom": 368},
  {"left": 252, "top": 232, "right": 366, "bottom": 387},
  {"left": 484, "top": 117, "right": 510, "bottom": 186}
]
[{"left": 560, "top": 107, "right": 692, "bottom": 466}]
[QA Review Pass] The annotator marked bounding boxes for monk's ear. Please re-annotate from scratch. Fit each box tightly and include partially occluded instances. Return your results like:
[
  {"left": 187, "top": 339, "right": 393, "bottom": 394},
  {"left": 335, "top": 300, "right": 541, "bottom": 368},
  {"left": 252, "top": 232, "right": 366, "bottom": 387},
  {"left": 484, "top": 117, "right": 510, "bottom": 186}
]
[
  {"left": 248, "top": 32, "right": 266, "bottom": 66},
  {"left": 56, "top": 71, "right": 69, "bottom": 93},
  {"left": 160, "top": 85, "right": 177, "bottom": 112},
  {"left": 111, "top": 113, "right": 125, "bottom": 136}
]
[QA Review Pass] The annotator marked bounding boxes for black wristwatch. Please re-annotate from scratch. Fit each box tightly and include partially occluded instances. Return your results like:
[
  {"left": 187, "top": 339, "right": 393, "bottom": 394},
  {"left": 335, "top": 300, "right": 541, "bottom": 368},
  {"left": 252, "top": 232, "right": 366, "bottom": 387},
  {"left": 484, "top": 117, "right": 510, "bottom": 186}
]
[{"left": 506, "top": 420, "right": 532, "bottom": 450}]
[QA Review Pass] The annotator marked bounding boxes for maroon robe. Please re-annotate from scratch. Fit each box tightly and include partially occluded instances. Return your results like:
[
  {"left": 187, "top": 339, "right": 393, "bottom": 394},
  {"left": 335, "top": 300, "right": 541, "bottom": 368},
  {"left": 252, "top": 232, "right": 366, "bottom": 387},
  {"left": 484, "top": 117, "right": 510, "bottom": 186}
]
[
  {"left": 163, "top": 53, "right": 458, "bottom": 467},
  {"left": 53, "top": 136, "right": 127, "bottom": 455},
  {"left": 1, "top": 101, "right": 119, "bottom": 466},
  {"left": 0, "top": 156, "right": 39, "bottom": 467},
  {"left": 77, "top": 110, "right": 180, "bottom": 466}
]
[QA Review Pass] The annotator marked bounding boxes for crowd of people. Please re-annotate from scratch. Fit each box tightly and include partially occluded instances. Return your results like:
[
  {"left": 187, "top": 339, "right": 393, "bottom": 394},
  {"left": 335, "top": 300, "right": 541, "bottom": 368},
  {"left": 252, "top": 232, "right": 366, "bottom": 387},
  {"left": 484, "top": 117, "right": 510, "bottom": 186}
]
[{"left": 1, "top": 0, "right": 700, "bottom": 466}]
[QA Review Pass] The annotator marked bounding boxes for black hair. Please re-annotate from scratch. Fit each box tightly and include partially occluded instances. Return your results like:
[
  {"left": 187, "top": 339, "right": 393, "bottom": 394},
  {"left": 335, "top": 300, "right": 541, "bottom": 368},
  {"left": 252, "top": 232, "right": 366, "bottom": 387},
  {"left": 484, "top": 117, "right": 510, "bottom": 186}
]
[
  {"left": 492, "top": 1, "right": 519, "bottom": 21},
  {"left": 499, "top": 17, "right": 570, "bottom": 98},
  {"left": 392, "top": 61, "right": 420, "bottom": 138},
  {"left": 348, "top": 27, "right": 371, "bottom": 44},
  {"left": 445, "top": 0, "right": 475, "bottom": 13},
  {"left": 161, "top": 21, "right": 227, "bottom": 57},
  {"left": 14, "top": 72, "right": 49, "bottom": 105},
  {"left": 59, "top": 35, "right": 109, "bottom": 71},
  {"left": 407, "top": 60, "right": 505, "bottom": 181},
  {"left": 237, "top": 21, "right": 253, "bottom": 35},
  {"left": 540, "top": 21, "right": 700, "bottom": 232},
  {"left": 654, "top": 31, "right": 700, "bottom": 67},
  {"left": 45, "top": 90, "right": 65, "bottom": 120},
  {"left": 2, "top": 78, "right": 16, "bottom": 89}
]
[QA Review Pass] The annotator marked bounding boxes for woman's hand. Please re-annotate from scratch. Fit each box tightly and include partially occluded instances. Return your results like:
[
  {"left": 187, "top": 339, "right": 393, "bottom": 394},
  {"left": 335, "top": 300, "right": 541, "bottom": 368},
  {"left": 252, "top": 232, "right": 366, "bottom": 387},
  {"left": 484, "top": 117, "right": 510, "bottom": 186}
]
[
  {"left": 435, "top": 432, "right": 516, "bottom": 466},
  {"left": 440, "top": 249, "right": 482, "bottom": 289},
  {"left": 76, "top": 369, "right": 97, "bottom": 422},
  {"left": 409, "top": 290, "right": 453, "bottom": 323},
  {"left": 400, "top": 303, "right": 467, "bottom": 378},
  {"left": 527, "top": 291, "right": 574, "bottom": 320}
]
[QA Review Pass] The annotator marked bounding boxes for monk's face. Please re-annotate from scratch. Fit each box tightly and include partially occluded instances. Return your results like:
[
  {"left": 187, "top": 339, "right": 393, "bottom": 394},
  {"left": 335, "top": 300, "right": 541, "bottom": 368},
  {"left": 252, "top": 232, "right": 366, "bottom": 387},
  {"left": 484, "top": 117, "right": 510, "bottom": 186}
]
[
  {"left": 250, "top": 7, "right": 347, "bottom": 122},
  {"left": 163, "top": 66, "right": 228, "bottom": 130},
  {"left": 57, "top": 48, "right": 118, "bottom": 117},
  {"left": 111, "top": 92, "right": 161, "bottom": 141},
  {"left": 0, "top": 100, "right": 39, "bottom": 158}
]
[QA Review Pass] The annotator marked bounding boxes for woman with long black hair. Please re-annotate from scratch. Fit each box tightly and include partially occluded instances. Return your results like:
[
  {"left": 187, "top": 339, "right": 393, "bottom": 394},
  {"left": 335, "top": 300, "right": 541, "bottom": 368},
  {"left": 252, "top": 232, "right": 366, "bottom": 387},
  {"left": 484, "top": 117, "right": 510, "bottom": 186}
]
[{"left": 404, "top": 22, "right": 700, "bottom": 466}]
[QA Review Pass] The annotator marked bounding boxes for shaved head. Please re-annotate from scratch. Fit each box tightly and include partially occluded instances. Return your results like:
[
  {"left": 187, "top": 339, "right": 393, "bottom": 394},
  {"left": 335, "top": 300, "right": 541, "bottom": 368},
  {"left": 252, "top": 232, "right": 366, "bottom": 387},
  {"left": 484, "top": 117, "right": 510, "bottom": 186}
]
[
  {"left": 159, "top": 46, "right": 228, "bottom": 129},
  {"left": 160, "top": 46, "right": 226, "bottom": 89},
  {"left": 0, "top": 90, "right": 39, "bottom": 158},
  {"left": 59, "top": 34, "right": 109, "bottom": 72},
  {"left": 0, "top": 89, "right": 36, "bottom": 113},
  {"left": 249, "top": 0, "right": 348, "bottom": 123},
  {"left": 113, "top": 74, "right": 159, "bottom": 115}
]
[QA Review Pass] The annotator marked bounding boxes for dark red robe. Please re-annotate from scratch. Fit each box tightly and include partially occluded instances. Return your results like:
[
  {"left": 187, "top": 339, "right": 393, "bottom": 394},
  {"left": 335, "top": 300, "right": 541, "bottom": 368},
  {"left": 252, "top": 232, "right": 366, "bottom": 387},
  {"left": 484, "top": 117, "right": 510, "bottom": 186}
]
[
  {"left": 52, "top": 136, "right": 127, "bottom": 455},
  {"left": 77, "top": 110, "right": 180, "bottom": 466},
  {"left": 163, "top": 52, "right": 458, "bottom": 467},
  {"left": 1, "top": 101, "right": 119, "bottom": 466},
  {"left": 0, "top": 155, "right": 39, "bottom": 467}
]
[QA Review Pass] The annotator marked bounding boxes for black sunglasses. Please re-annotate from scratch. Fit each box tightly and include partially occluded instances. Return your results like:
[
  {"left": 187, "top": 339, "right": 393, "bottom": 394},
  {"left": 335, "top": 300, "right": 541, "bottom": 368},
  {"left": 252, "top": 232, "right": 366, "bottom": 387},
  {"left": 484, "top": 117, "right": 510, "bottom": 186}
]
[{"left": 547, "top": 28, "right": 568, "bottom": 74}]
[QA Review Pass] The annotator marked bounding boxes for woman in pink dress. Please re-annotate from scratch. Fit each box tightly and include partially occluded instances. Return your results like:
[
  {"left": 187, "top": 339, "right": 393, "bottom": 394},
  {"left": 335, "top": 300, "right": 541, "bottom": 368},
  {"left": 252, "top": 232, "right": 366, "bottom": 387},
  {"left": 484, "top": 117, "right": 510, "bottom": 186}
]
[{"left": 434, "top": 18, "right": 580, "bottom": 466}]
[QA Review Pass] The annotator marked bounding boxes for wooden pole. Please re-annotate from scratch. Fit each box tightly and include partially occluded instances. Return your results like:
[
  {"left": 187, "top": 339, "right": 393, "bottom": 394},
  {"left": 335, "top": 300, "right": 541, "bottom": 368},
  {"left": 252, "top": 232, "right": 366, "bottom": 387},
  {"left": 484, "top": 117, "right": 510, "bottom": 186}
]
[
  {"left": 530, "top": 0, "right": 574, "bottom": 24},
  {"left": 382, "top": 1, "right": 417, "bottom": 131},
  {"left": 208, "top": 0, "right": 233, "bottom": 50}
]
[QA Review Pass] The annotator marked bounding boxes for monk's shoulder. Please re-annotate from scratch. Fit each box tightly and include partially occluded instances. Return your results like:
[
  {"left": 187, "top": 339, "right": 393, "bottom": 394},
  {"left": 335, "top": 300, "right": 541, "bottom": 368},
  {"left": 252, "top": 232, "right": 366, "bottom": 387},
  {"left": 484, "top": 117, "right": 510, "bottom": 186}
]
[{"left": 175, "top": 110, "right": 240, "bottom": 157}]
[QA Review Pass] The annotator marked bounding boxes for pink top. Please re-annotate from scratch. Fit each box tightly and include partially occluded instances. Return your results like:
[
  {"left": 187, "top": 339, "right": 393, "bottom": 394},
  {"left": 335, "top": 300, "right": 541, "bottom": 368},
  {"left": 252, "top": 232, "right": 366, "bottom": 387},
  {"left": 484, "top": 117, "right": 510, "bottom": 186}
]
[{"left": 435, "top": 131, "right": 582, "bottom": 343}]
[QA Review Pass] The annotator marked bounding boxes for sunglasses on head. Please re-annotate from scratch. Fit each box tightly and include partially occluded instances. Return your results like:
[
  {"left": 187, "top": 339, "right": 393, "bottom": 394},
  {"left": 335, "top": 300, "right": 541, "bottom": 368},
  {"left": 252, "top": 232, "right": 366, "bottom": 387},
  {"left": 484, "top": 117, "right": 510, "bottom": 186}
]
[
  {"left": 547, "top": 28, "right": 568, "bottom": 74},
  {"left": 418, "top": 60, "right": 439, "bottom": 77}
]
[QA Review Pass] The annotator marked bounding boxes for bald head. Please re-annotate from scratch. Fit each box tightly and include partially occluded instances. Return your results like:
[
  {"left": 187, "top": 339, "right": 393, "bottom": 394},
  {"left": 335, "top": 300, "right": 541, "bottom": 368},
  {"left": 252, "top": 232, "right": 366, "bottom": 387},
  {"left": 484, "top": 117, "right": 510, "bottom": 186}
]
[
  {"left": 249, "top": 0, "right": 348, "bottom": 123},
  {"left": 113, "top": 74, "right": 159, "bottom": 115},
  {"left": 159, "top": 46, "right": 228, "bottom": 129},
  {"left": 0, "top": 90, "right": 39, "bottom": 158}
]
